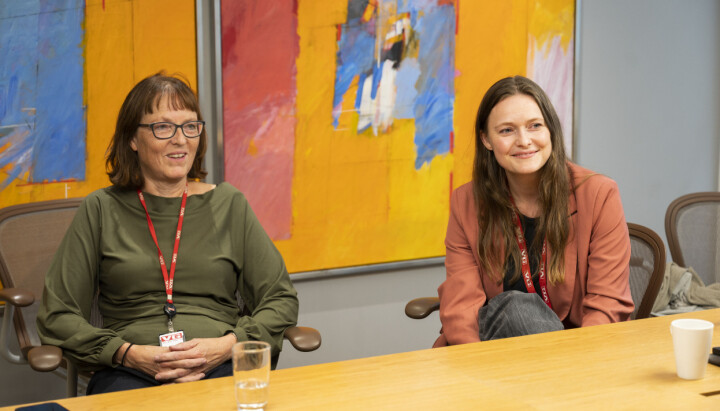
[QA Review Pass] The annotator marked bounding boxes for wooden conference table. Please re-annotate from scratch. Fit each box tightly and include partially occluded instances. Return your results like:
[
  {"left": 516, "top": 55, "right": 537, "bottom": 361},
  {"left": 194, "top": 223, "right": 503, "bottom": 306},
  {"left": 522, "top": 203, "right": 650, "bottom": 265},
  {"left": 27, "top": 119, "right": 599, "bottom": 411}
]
[{"left": 6, "top": 310, "right": 720, "bottom": 410}]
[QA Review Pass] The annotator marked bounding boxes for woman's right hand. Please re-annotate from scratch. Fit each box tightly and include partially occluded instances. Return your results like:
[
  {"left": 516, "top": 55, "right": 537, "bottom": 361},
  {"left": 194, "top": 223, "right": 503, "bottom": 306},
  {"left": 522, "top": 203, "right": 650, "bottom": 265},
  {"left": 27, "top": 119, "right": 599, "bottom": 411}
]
[{"left": 117, "top": 343, "right": 208, "bottom": 382}]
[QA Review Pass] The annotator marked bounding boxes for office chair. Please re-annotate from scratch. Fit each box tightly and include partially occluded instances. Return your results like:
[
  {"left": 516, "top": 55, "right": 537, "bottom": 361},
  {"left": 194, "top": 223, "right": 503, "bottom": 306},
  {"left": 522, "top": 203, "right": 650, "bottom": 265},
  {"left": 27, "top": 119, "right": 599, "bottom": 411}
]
[
  {"left": 405, "top": 222, "right": 666, "bottom": 324},
  {"left": 0, "top": 198, "right": 320, "bottom": 397},
  {"left": 626, "top": 223, "right": 665, "bottom": 320},
  {"left": 665, "top": 192, "right": 720, "bottom": 286}
]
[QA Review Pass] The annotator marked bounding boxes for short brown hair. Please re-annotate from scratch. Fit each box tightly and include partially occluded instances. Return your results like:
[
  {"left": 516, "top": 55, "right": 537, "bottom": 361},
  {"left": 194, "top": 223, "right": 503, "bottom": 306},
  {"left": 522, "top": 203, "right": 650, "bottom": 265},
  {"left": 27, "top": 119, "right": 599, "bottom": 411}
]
[{"left": 106, "top": 73, "right": 207, "bottom": 189}]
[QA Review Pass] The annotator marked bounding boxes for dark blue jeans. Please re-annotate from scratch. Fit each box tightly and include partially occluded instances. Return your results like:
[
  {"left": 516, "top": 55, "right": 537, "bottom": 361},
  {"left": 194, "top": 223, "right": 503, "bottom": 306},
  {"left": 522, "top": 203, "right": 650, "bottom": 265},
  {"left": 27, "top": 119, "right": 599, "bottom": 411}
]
[
  {"left": 479, "top": 290, "right": 564, "bottom": 340},
  {"left": 86, "top": 361, "right": 233, "bottom": 395}
]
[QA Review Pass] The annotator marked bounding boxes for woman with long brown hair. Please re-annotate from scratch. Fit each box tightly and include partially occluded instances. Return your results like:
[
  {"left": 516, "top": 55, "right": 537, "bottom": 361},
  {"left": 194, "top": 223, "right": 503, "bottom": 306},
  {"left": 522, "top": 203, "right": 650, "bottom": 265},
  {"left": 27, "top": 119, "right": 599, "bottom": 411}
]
[{"left": 434, "top": 76, "right": 633, "bottom": 347}]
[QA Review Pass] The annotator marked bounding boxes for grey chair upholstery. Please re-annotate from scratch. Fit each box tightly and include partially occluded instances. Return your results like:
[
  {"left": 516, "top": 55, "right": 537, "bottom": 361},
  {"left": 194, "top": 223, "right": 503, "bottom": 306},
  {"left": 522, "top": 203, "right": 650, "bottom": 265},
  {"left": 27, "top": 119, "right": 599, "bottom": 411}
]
[
  {"left": 0, "top": 198, "right": 320, "bottom": 398},
  {"left": 405, "top": 222, "right": 665, "bottom": 324},
  {"left": 627, "top": 223, "right": 665, "bottom": 320},
  {"left": 0, "top": 199, "right": 81, "bottom": 396},
  {"left": 665, "top": 192, "right": 720, "bottom": 286}
]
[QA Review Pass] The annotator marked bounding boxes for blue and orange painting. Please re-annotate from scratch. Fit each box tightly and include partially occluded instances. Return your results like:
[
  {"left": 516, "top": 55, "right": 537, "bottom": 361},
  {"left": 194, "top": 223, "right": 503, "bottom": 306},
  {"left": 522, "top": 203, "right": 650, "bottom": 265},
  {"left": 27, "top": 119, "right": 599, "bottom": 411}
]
[
  {"left": 0, "top": 0, "right": 86, "bottom": 192},
  {"left": 332, "top": 0, "right": 455, "bottom": 169}
]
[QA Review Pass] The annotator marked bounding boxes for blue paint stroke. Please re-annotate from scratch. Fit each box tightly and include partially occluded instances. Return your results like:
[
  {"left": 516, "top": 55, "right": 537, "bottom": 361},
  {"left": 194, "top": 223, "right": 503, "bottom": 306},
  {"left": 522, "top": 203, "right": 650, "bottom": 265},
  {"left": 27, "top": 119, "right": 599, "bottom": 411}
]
[
  {"left": 0, "top": 0, "right": 39, "bottom": 19},
  {"left": 0, "top": 11, "right": 38, "bottom": 189},
  {"left": 332, "top": 18, "right": 376, "bottom": 127},
  {"left": 0, "top": 75, "right": 17, "bottom": 120},
  {"left": 370, "top": 59, "right": 383, "bottom": 100},
  {"left": 33, "top": 1, "right": 86, "bottom": 181},
  {"left": 393, "top": 58, "right": 419, "bottom": 119},
  {"left": 0, "top": 14, "right": 37, "bottom": 126},
  {"left": 0, "top": 0, "right": 86, "bottom": 188},
  {"left": 413, "top": 4, "right": 455, "bottom": 168},
  {"left": 354, "top": 72, "right": 367, "bottom": 111}
]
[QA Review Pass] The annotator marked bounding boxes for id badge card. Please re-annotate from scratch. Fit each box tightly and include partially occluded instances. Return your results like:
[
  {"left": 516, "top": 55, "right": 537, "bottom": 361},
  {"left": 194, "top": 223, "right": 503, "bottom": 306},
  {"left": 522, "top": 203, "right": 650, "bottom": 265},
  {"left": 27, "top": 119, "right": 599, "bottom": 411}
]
[{"left": 159, "top": 330, "right": 185, "bottom": 347}]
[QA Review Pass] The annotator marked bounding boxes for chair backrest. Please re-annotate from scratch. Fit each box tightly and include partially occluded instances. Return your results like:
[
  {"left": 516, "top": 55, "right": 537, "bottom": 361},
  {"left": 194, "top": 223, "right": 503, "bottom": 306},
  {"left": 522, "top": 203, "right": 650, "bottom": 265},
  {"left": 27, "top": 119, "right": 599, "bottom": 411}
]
[
  {"left": 627, "top": 223, "right": 665, "bottom": 320},
  {"left": 665, "top": 192, "right": 720, "bottom": 286},
  {"left": 0, "top": 199, "right": 83, "bottom": 354}
]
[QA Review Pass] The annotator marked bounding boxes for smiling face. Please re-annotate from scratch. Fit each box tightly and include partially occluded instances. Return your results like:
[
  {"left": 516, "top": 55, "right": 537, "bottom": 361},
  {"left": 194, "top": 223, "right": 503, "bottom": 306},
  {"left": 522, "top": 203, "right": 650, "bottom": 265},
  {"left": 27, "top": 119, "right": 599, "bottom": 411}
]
[
  {"left": 130, "top": 96, "right": 199, "bottom": 193},
  {"left": 481, "top": 93, "right": 552, "bottom": 184}
]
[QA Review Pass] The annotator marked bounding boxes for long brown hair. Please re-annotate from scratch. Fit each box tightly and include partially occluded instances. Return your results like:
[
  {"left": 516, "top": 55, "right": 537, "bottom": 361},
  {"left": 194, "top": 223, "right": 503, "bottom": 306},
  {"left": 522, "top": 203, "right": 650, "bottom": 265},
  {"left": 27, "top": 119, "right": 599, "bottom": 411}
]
[
  {"left": 106, "top": 73, "right": 207, "bottom": 189},
  {"left": 472, "top": 76, "right": 570, "bottom": 284}
]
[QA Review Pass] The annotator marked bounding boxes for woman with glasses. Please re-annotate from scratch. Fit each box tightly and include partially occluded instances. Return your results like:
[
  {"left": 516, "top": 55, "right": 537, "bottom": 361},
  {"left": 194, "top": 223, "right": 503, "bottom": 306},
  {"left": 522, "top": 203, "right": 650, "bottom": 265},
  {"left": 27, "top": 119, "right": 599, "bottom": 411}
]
[
  {"left": 37, "top": 73, "right": 298, "bottom": 393},
  {"left": 434, "top": 76, "right": 634, "bottom": 347}
]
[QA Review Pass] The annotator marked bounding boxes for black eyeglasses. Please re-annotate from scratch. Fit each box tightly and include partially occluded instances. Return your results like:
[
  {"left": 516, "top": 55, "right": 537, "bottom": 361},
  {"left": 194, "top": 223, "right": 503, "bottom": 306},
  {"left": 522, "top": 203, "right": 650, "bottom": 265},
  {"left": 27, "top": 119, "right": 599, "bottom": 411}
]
[{"left": 138, "top": 121, "right": 205, "bottom": 139}]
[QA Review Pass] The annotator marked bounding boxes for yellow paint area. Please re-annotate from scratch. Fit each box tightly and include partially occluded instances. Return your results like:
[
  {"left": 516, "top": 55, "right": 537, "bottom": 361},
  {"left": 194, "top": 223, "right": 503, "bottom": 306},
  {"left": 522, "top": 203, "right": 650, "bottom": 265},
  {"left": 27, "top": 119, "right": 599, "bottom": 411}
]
[
  {"left": 278, "top": 0, "right": 448, "bottom": 272},
  {"left": 529, "top": 0, "right": 575, "bottom": 53},
  {"left": 452, "top": 0, "right": 529, "bottom": 190},
  {"left": 0, "top": 0, "right": 197, "bottom": 209},
  {"left": 454, "top": 0, "right": 574, "bottom": 190}
]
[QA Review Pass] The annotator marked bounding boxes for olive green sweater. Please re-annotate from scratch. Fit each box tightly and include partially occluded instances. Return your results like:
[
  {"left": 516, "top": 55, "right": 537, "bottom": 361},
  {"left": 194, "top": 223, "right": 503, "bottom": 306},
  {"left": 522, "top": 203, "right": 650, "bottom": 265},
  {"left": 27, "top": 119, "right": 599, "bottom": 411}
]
[{"left": 36, "top": 183, "right": 298, "bottom": 369}]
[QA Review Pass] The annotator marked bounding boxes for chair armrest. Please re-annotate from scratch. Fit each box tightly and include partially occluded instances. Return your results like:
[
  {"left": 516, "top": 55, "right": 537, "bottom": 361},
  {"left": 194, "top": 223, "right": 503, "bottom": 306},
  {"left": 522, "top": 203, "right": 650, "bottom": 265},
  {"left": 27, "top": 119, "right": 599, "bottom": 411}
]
[
  {"left": 27, "top": 345, "right": 63, "bottom": 372},
  {"left": 0, "top": 287, "right": 35, "bottom": 307},
  {"left": 405, "top": 297, "right": 440, "bottom": 319},
  {"left": 283, "top": 326, "right": 321, "bottom": 352}
]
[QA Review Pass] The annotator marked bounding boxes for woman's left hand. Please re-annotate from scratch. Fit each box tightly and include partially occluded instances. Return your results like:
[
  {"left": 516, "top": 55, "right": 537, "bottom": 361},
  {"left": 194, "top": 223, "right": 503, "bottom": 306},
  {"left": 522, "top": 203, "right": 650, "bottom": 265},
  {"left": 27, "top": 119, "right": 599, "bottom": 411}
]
[{"left": 153, "top": 333, "right": 237, "bottom": 382}]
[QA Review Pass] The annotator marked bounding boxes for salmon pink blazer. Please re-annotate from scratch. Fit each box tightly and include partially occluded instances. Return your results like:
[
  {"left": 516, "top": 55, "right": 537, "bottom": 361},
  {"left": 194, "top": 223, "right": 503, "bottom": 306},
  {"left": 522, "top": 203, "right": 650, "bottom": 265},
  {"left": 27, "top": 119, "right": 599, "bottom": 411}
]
[{"left": 434, "top": 163, "right": 634, "bottom": 347}]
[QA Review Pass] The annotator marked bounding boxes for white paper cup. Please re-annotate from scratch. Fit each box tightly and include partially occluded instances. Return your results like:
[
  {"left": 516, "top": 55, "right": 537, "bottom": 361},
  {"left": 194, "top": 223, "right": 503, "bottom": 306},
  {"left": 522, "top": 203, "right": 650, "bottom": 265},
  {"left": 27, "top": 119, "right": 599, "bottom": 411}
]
[{"left": 670, "top": 318, "right": 714, "bottom": 380}]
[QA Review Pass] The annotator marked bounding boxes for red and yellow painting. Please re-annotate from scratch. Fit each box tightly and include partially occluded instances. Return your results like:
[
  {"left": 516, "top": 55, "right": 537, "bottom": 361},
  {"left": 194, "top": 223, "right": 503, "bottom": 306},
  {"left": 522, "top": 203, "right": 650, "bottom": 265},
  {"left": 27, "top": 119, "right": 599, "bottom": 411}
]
[
  {"left": 221, "top": 0, "right": 575, "bottom": 273},
  {"left": 0, "top": 0, "right": 574, "bottom": 275}
]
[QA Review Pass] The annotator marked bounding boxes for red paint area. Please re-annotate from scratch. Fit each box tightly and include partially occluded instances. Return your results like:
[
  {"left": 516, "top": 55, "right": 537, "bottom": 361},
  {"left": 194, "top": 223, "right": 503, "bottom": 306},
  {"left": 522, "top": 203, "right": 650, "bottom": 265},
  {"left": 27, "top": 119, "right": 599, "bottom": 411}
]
[
  {"left": 455, "top": 0, "right": 459, "bottom": 34},
  {"left": 222, "top": 0, "right": 299, "bottom": 240}
]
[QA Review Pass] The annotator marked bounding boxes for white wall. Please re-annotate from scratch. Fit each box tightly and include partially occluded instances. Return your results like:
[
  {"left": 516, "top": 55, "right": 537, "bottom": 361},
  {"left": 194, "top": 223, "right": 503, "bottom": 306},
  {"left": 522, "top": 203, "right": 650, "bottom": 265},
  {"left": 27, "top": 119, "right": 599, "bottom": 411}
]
[{"left": 575, "top": 0, "right": 720, "bottom": 244}]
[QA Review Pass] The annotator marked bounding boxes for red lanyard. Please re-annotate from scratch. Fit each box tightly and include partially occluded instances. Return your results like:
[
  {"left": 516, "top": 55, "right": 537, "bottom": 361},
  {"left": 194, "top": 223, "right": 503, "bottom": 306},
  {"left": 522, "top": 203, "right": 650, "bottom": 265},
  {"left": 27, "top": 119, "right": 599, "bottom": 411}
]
[
  {"left": 509, "top": 198, "right": 552, "bottom": 309},
  {"left": 137, "top": 186, "right": 187, "bottom": 309}
]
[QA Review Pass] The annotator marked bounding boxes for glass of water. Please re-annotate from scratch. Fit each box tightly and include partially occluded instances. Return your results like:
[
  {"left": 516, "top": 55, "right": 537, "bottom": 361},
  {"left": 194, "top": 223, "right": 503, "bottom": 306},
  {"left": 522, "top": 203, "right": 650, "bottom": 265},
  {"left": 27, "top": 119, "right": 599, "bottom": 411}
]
[{"left": 232, "top": 341, "right": 271, "bottom": 410}]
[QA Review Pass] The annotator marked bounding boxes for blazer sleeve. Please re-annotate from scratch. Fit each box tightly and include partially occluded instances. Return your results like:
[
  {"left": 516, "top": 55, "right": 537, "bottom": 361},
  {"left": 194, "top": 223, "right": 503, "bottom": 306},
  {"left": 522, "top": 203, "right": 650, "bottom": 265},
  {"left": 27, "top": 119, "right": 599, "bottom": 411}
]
[
  {"left": 581, "top": 180, "right": 634, "bottom": 325},
  {"left": 437, "top": 188, "right": 485, "bottom": 345}
]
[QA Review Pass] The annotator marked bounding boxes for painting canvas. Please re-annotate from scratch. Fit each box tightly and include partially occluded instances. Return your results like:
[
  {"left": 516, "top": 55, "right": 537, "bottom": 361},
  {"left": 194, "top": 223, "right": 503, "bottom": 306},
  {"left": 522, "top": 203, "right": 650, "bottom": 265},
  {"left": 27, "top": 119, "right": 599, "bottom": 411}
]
[
  {"left": 221, "top": 0, "right": 575, "bottom": 273},
  {"left": 0, "top": 0, "right": 574, "bottom": 276},
  {"left": 0, "top": 0, "right": 86, "bottom": 193},
  {"left": 0, "top": 0, "right": 197, "bottom": 209},
  {"left": 331, "top": 0, "right": 455, "bottom": 170}
]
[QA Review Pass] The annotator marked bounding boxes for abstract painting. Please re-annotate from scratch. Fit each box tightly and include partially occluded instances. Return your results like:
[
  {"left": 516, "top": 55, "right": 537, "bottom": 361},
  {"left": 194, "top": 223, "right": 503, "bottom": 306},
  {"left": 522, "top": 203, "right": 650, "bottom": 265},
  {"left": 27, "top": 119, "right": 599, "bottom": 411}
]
[
  {"left": 0, "top": 0, "right": 574, "bottom": 276},
  {"left": 0, "top": 0, "right": 197, "bottom": 209},
  {"left": 526, "top": 0, "right": 575, "bottom": 152},
  {"left": 221, "top": 0, "right": 575, "bottom": 273},
  {"left": 331, "top": 0, "right": 455, "bottom": 169},
  {"left": 0, "top": 0, "right": 86, "bottom": 192}
]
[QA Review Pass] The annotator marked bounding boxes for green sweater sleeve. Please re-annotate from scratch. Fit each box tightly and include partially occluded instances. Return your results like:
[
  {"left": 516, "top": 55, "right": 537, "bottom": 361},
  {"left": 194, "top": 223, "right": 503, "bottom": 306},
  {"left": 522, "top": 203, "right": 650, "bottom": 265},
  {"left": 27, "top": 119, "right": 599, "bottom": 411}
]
[
  {"left": 232, "top": 194, "right": 299, "bottom": 356},
  {"left": 36, "top": 193, "right": 126, "bottom": 368}
]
